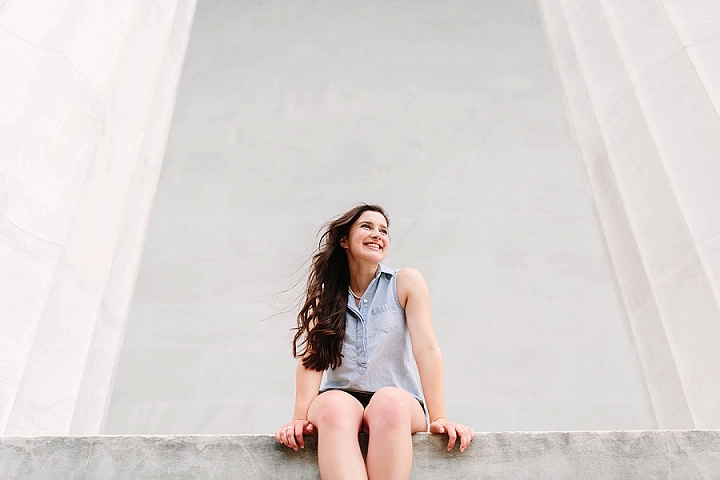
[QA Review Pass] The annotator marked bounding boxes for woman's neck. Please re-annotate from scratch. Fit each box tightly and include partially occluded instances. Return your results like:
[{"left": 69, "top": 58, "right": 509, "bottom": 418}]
[{"left": 347, "top": 260, "right": 379, "bottom": 298}]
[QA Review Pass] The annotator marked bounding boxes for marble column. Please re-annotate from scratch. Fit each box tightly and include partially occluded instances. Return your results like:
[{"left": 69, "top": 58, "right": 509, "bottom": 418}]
[
  {"left": 0, "top": 0, "right": 197, "bottom": 434},
  {"left": 537, "top": 0, "right": 720, "bottom": 428}
]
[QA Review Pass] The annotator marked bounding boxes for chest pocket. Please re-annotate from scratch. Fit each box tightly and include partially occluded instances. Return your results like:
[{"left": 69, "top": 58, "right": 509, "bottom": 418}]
[{"left": 371, "top": 304, "right": 401, "bottom": 333}]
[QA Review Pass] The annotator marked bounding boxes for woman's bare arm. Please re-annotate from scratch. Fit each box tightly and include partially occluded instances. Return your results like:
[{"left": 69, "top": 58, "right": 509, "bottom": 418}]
[
  {"left": 276, "top": 361, "right": 323, "bottom": 450},
  {"left": 398, "top": 267, "right": 474, "bottom": 452}
]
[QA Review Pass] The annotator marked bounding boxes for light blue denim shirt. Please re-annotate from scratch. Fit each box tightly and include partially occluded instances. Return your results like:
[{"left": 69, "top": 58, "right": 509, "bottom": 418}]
[{"left": 321, "top": 264, "right": 424, "bottom": 403}]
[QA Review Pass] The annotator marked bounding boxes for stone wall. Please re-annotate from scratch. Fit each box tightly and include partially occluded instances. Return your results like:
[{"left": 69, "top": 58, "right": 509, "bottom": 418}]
[
  {"left": 2, "top": 431, "right": 719, "bottom": 479},
  {"left": 106, "top": 0, "right": 651, "bottom": 434},
  {"left": 537, "top": 0, "right": 720, "bottom": 428},
  {"left": 0, "top": 0, "right": 197, "bottom": 435},
  {"left": 4, "top": 0, "right": 720, "bottom": 438}
]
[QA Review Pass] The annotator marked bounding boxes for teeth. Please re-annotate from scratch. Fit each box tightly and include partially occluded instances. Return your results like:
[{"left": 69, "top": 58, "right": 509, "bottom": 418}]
[{"left": 366, "top": 244, "right": 380, "bottom": 249}]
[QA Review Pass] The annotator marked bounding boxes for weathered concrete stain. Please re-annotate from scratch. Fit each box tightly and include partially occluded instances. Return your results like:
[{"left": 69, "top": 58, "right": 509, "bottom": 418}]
[{"left": 2, "top": 431, "right": 719, "bottom": 479}]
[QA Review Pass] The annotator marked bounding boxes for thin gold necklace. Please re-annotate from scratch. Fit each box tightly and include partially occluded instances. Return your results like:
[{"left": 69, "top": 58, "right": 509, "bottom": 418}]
[{"left": 349, "top": 286, "right": 363, "bottom": 299}]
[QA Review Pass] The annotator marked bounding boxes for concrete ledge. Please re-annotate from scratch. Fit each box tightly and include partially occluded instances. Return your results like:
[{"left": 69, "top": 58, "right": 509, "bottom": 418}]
[{"left": 2, "top": 431, "right": 719, "bottom": 479}]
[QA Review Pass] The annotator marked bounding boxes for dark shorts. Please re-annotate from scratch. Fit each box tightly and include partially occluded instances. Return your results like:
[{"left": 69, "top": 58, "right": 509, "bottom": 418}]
[{"left": 320, "top": 388, "right": 426, "bottom": 413}]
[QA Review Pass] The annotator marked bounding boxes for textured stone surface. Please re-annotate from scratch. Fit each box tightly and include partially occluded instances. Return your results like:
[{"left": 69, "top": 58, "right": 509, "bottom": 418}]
[
  {"left": 2, "top": 431, "right": 720, "bottom": 479},
  {"left": 107, "top": 0, "right": 650, "bottom": 436},
  {"left": 0, "top": 0, "right": 197, "bottom": 435},
  {"left": 537, "top": 0, "right": 720, "bottom": 429}
]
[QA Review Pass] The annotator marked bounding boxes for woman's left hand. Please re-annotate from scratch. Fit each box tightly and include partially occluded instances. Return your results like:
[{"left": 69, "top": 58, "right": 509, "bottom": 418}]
[{"left": 429, "top": 418, "right": 475, "bottom": 452}]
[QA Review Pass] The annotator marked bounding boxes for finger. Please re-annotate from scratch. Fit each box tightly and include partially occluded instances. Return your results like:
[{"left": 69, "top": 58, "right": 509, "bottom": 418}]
[
  {"left": 454, "top": 425, "right": 465, "bottom": 452},
  {"left": 429, "top": 421, "right": 445, "bottom": 434},
  {"left": 278, "top": 429, "right": 287, "bottom": 444},
  {"left": 464, "top": 427, "right": 473, "bottom": 451},
  {"left": 287, "top": 425, "right": 298, "bottom": 450},
  {"left": 280, "top": 427, "right": 293, "bottom": 449},
  {"left": 295, "top": 425, "right": 305, "bottom": 449},
  {"left": 446, "top": 425, "right": 458, "bottom": 451},
  {"left": 286, "top": 426, "right": 299, "bottom": 450},
  {"left": 304, "top": 422, "right": 315, "bottom": 434},
  {"left": 459, "top": 427, "right": 471, "bottom": 452}
]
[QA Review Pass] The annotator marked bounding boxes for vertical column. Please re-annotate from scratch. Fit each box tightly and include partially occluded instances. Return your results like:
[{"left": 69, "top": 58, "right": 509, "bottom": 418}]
[
  {"left": 537, "top": 0, "right": 720, "bottom": 428},
  {"left": 0, "top": 0, "right": 197, "bottom": 434}
]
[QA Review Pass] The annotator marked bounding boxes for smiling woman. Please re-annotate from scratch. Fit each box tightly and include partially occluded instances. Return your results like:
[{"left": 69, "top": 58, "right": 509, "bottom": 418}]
[{"left": 275, "top": 204, "right": 474, "bottom": 480}]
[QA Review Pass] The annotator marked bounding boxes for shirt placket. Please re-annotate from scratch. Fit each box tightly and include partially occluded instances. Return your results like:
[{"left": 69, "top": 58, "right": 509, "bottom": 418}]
[
  {"left": 347, "top": 296, "right": 367, "bottom": 374},
  {"left": 355, "top": 311, "right": 367, "bottom": 374},
  {"left": 348, "top": 273, "right": 380, "bottom": 375}
]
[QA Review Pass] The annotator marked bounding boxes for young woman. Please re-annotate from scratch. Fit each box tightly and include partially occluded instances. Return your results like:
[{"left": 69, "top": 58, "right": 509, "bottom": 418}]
[{"left": 275, "top": 204, "right": 474, "bottom": 480}]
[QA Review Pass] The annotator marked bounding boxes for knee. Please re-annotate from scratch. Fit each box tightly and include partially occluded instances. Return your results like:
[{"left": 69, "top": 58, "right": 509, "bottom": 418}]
[
  {"left": 364, "top": 388, "right": 412, "bottom": 430},
  {"left": 312, "top": 391, "right": 363, "bottom": 430}
]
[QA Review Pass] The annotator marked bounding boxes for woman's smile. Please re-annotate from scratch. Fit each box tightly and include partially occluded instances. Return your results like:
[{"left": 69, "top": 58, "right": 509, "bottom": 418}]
[{"left": 343, "top": 210, "right": 390, "bottom": 261}]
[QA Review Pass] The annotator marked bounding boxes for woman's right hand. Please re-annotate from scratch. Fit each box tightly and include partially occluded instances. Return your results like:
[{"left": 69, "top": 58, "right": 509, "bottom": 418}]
[{"left": 275, "top": 419, "right": 315, "bottom": 451}]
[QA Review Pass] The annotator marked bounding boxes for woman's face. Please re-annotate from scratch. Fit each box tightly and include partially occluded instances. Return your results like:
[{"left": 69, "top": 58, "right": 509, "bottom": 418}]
[{"left": 341, "top": 210, "right": 390, "bottom": 264}]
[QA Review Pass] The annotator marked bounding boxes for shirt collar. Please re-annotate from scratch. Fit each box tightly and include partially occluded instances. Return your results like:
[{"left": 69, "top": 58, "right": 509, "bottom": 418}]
[
  {"left": 377, "top": 263, "right": 394, "bottom": 278},
  {"left": 347, "top": 264, "right": 393, "bottom": 313}
]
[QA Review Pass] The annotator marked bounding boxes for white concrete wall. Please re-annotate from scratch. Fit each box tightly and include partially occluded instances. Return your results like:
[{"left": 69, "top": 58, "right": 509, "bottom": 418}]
[
  {"left": 106, "top": 0, "right": 651, "bottom": 434},
  {"left": 537, "top": 0, "right": 720, "bottom": 428},
  {"left": 0, "top": 0, "right": 196, "bottom": 435}
]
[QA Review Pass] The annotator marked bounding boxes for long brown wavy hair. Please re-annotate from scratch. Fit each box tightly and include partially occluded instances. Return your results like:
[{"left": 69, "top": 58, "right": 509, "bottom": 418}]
[{"left": 293, "top": 204, "right": 388, "bottom": 371}]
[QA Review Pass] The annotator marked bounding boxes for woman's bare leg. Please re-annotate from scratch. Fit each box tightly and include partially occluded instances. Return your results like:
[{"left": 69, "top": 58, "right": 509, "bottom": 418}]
[
  {"left": 308, "top": 390, "right": 367, "bottom": 480},
  {"left": 363, "top": 387, "right": 427, "bottom": 480}
]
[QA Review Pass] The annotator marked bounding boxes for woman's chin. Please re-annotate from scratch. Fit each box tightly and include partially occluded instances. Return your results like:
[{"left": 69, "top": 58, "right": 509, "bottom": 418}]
[
  {"left": 366, "top": 252, "right": 387, "bottom": 263},
  {"left": 353, "top": 251, "right": 385, "bottom": 263}
]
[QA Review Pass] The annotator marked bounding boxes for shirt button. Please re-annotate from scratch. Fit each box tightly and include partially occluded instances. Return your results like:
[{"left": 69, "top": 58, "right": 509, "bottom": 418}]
[{"left": 363, "top": 299, "right": 368, "bottom": 303}]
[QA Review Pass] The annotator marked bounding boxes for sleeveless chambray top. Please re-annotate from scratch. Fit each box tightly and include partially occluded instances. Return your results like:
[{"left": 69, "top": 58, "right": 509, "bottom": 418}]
[{"left": 321, "top": 264, "right": 424, "bottom": 403}]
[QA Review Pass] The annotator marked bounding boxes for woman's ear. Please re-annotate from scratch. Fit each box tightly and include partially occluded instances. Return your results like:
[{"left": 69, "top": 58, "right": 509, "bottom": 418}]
[{"left": 339, "top": 236, "right": 348, "bottom": 249}]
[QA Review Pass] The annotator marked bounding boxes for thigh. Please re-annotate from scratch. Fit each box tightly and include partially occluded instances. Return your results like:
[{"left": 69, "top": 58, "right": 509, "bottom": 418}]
[
  {"left": 308, "top": 389, "right": 365, "bottom": 431},
  {"left": 362, "top": 387, "right": 427, "bottom": 434}
]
